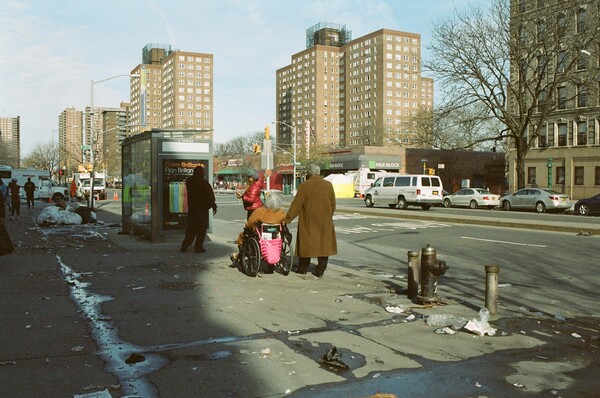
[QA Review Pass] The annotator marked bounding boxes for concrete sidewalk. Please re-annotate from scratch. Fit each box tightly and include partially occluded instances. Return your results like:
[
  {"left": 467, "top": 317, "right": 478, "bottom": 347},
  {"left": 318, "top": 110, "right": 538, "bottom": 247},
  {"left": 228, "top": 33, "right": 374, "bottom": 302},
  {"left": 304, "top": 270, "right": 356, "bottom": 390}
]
[{"left": 0, "top": 202, "right": 598, "bottom": 398}]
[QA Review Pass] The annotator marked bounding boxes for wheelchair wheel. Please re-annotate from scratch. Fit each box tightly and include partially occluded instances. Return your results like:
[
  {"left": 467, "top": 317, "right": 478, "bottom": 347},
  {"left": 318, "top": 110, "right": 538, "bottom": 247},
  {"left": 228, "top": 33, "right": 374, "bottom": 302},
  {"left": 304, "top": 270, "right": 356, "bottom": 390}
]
[
  {"left": 241, "top": 237, "right": 261, "bottom": 277},
  {"left": 276, "top": 234, "right": 293, "bottom": 276}
]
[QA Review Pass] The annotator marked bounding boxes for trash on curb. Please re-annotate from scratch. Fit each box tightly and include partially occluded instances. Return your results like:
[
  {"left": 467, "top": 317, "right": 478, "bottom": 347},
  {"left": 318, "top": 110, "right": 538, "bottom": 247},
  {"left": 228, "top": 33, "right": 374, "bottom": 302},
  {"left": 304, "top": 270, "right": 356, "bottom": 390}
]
[
  {"left": 385, "top": 304, "right": 409, "bottom": 314},
  {"left": 463, "top": 308, "right": 496, "bottom": 336},
  {"left": 260, "top": 348, "right": 271, "bottom": 357},
  {"left": 73, "top": 389, "right": 112, "bottom": 398},
  {"left": 318, "top": 346, "right": 349, "bottom": 371},
  {"left": 426, "top": 314, "right": 468, "bottom": 329},
  {"left": 434, "top": 327, "right": 457, "bottom": 335}
]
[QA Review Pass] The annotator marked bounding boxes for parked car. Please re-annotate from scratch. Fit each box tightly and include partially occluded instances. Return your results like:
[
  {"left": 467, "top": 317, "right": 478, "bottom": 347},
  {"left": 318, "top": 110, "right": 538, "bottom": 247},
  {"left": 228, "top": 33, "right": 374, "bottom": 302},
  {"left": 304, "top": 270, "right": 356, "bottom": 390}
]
[
  {"left": 499, "top": 188, "right": 571, "bottom": 213},
  {"left": 574, "top": 193, "right": 600, "bottom": 216},
  {"left": 443, "top": 188, "right": 500, "bottom": 209}
]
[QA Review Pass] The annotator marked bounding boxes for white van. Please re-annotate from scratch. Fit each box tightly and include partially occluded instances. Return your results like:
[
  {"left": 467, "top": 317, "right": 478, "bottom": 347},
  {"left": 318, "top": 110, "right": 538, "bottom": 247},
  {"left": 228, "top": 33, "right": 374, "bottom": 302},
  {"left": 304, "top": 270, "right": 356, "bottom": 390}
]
[{"left": 364, "top": 174, "right": 444, "bottom": 210}]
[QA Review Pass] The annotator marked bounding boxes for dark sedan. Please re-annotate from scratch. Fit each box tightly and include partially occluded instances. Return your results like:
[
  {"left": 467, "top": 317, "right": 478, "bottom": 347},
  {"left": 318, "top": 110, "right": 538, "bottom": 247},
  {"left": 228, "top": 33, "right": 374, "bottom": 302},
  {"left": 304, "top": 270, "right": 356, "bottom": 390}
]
[{"left": 574, "top": 193, "right": 600, "bottom": 216}]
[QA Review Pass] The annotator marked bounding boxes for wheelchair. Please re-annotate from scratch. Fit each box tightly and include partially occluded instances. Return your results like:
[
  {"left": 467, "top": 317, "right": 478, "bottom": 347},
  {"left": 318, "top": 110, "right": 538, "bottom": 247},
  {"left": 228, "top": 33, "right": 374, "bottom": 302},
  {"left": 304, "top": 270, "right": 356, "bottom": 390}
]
[{"left": 239, "top": 222, "right": 293, "bottom": 277}]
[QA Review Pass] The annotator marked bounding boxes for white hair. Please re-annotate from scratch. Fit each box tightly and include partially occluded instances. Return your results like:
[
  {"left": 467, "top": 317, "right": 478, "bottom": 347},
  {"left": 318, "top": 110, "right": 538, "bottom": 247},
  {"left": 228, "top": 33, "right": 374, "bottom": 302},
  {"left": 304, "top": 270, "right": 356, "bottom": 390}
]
[
  {"left": 306, "top": 163, "right": 320, "bottom": 176},
  {"left": 263, "top": 190, "right": 283, "bottom": 210}
]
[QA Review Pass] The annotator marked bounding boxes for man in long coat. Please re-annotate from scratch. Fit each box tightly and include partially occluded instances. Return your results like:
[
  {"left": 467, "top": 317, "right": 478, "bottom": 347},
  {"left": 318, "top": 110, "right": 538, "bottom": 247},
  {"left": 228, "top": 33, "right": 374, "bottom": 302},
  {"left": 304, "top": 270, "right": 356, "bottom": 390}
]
[
  {"left": 283, "top": 163, "right": 337, "bottom": 277},
  {"left": 180, "top": 166, "right": 217, "bottom": 253}
]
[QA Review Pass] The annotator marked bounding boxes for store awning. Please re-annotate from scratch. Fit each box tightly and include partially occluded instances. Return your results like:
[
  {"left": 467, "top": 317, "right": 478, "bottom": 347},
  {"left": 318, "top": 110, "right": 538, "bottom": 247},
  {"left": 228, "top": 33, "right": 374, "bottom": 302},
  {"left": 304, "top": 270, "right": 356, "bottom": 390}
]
[
  {"left": 215, "top": 168, "right": 244, "bottom": 175},
  {"left": 277, "top": 165, "right": 294, "bottom": 175}
]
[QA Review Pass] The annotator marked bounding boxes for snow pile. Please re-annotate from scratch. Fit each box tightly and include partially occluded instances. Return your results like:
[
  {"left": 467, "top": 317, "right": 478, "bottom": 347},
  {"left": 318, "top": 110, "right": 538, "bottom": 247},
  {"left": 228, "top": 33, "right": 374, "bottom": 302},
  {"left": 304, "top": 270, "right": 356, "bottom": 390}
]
[{"left": 36, "top": 206, "right": 85, "bottom": 226}]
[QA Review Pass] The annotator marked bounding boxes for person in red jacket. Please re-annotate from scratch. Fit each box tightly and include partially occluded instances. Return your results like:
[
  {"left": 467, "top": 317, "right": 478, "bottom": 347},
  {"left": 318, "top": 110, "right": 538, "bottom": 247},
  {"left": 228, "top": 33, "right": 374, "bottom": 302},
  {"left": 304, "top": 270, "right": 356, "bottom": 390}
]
[{"left": 236, "top": 170, "right": 263, "bottom": 219}]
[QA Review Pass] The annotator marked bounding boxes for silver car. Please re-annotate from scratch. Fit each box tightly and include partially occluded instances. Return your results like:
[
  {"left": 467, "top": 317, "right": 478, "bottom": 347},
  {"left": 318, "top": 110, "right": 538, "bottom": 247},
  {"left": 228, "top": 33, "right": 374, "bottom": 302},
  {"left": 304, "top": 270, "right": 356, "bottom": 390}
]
[
  {"left": 500, "top": 188, "right": 570, "bottom": 213},
  {"left": 443, "top": 188, "right": 500, "bottom": 209}
]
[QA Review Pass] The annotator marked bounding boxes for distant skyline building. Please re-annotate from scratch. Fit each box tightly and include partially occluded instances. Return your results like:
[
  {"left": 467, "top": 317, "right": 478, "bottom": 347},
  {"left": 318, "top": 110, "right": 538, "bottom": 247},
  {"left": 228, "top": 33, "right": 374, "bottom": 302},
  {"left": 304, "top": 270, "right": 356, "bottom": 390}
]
[
  {"left": 58, "top": 107, "right": 83, "bottom": 175},
  {"left": 129, "top": 44, "right": 214, "bottom": 140},
  {"left": 101, "top": 103, "right": 130, "bottom": 179},
  {"left": 275, "top": 23, "right": 434, "bottom": 152},
  {"left": 0, "top": 116, "right": 20, "bottom": 168}
]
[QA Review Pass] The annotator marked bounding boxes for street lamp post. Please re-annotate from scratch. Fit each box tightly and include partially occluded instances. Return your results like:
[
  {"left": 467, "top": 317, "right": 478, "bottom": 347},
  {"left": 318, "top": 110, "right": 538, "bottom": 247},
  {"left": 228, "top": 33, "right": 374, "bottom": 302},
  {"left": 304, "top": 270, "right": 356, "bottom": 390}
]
[
  {"left": 272, "top": 120, "right": 297, "bottom": 195},
  {"left": 89, "top": 74, "right": 138, "bottom": 209}
]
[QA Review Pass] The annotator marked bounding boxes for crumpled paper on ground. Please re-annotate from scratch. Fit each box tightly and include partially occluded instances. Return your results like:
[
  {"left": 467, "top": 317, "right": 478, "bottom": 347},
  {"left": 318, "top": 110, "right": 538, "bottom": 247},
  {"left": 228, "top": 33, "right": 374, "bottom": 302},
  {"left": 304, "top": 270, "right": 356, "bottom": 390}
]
[{"left": 463, "top": 308, "right": 496, "bottom": 336}]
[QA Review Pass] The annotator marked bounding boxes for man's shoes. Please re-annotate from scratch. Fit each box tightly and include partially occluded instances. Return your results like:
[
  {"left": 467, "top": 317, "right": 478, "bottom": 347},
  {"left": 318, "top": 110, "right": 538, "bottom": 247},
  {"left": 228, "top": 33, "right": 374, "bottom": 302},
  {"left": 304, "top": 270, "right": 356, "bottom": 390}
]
[
  {"left": 180, "top": 246, "right": 187, "bottom": 253},
  {"left": 313, "top": 270, "right": 325, "bottom": 278},
  {"left": 292, "top": 268, "right": 307, "bottom": 275},
  {"left": 194, "top": 247, "right": 206, "bottom": 253}
]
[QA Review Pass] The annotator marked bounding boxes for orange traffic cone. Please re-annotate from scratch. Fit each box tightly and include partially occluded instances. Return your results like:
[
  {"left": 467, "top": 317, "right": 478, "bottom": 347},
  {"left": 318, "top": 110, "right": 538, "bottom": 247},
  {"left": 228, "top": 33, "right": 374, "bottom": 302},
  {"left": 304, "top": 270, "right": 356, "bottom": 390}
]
[
  {"left": 145, "top": 202, "right": 149, "bottom": 215},
  {"left": 48, "top": 197, "right": 52, "bottom": 203},
  {"left": 113, "top": 191, "right": 119, "bottom": 201}
]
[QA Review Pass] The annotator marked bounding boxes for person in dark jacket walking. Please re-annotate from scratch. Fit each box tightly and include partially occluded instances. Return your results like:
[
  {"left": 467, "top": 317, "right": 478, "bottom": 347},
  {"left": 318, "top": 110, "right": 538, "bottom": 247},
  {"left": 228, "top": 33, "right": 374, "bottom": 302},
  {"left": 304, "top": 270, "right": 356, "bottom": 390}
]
[
  {"left": 0, "top": 179, "right": 7, "bottom": 220},
  {"left": 236, "top": 170, "right": 263, "bottom": 219},
  {"left": 24, "top": 177, "right": 36, "bottom": 207},
  {"left": 180, "top": 166, "right": 217, "bottom": 253}
]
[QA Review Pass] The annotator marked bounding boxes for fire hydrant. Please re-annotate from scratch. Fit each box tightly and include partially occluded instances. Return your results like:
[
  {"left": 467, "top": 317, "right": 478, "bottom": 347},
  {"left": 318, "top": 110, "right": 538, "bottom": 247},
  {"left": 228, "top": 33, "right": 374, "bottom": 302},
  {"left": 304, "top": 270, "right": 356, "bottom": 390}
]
[{"left": 417, "top": 245, "right": 449, "bottom": 304}]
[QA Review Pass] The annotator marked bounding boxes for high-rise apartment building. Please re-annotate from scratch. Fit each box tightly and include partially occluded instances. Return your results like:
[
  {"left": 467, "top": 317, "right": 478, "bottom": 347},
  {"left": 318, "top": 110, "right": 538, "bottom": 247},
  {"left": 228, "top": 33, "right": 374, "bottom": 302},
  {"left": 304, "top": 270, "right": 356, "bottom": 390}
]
[
  {"left": 101, "top": 103, "right": 130, "bottom": 179},
  {"left": 0, "top": 116, "right": 20, "bottom": 167},
  {"left": 59, "top": 107, "right": 83, "bottom": 175},
  {"left": 129, "top": 44, "right": 214, "bottom": 139},
  {"left": 275, "top": 23, "right": 433, "bottom": 152}
]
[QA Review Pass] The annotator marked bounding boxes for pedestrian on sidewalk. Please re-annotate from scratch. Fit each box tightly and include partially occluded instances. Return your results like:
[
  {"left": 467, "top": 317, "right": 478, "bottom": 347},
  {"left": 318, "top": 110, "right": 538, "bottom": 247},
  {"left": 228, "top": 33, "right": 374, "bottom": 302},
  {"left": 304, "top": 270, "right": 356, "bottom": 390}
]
[
  {"left": 283, "top": 163, "right": 337, "bottom": 277},
  {"left": 0, "top": 178, "right": 7, "bottom": 220},
  {"left": 7, "top": 178, "right": 21, "bottom": 221},
  {"left": 70, "top": 179, "right": 78, "bottom": 201},
  {"left": 24, "top": 177, "right": 36, "bottom": 207},
  {"left": 236, "top": 170, "right": 263, "bottom": 220},
  {"left": 180, "top": 166, "right": 217, "bottom": 254}
]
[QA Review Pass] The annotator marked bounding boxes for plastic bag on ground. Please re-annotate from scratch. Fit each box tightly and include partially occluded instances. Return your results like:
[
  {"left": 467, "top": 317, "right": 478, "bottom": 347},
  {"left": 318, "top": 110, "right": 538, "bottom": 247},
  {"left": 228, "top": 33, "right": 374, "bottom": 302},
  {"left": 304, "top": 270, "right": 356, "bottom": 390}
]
[
  {"left": 426, "top": 314, "right": 468, "bottom": 329},
  {"left": 463, "top": 307, "right": 497, "bottom": 336}
]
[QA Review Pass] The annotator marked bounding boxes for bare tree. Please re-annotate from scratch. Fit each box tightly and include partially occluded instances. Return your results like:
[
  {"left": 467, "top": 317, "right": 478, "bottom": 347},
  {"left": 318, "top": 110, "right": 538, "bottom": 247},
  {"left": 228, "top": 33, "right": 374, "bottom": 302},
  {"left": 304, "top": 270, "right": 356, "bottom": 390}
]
[
  {"left": 425, "top": 0, "right": 600, "bottom": 189},
  {"left": 21, "top": 142, "right": 60, "bottom": 177},
  {"left": 214, "top": 131, "right": 264, "bottom": 156}
]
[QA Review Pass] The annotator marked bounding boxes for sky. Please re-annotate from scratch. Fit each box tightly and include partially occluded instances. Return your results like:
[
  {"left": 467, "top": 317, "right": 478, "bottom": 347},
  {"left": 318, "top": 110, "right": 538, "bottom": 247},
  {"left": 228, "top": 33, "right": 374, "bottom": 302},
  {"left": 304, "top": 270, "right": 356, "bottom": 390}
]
[{"left": 0, "top": 0, "right": 472, "bottom": 156}]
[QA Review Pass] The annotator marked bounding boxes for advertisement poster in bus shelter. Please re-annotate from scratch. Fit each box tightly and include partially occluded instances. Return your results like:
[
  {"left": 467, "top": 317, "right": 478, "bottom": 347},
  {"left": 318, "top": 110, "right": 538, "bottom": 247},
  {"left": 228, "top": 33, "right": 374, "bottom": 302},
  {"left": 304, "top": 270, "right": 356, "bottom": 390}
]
[{"left": 162, "top": 159, "right": 209, "bottom": 229}]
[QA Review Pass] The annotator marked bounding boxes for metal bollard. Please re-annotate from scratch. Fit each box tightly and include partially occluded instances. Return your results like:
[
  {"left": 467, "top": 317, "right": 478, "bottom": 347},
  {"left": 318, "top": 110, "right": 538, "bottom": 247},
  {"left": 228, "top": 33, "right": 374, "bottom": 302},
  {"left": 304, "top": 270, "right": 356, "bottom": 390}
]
[
  {"left": 417, "top": 245, "right": 449, "bottom": 304},
  {"left": 407, "top": 251, "right": 420, "bottom": 299},
  {"left": 485, "top": 264, "right": 500, "bottom": 315}
]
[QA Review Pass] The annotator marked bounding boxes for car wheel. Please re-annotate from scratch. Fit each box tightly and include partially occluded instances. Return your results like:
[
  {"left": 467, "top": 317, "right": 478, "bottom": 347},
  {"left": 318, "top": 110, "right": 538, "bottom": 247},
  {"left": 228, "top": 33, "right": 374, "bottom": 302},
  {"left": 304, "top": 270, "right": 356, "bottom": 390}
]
[
  {"left": 397, "top": 196, "right": 408, "bottom": 210},
  {"left": 577, "top": 204, "right": 590, "bottom": 216},
  {"left": 364, "top": 195, "right": 374, "bottom": 208},
  {"left": 469, "top": 200, "right": 478, "bottom": 209},
  {"left": 443, "top": 199, "right": 451, "bottom": 208},
  {"left": 535, "top": 201, "right": 546, "bottom": 213},
  {"left": 502, "top": 200, "right": 511, "bottom": 211}
]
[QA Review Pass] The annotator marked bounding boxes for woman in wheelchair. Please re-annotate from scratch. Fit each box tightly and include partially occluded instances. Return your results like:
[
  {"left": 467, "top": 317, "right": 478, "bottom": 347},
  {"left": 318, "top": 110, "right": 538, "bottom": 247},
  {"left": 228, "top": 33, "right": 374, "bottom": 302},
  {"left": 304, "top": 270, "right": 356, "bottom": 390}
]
[{"left": 231, "top": 190, "right": 290, "bottom": 275}]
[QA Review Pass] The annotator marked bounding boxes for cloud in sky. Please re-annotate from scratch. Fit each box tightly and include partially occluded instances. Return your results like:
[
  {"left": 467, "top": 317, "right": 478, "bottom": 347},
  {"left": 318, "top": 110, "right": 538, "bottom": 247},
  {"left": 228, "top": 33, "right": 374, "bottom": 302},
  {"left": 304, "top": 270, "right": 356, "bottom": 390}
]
[{"left": 0, "top": 0, "right": 471, "bottom": 156}]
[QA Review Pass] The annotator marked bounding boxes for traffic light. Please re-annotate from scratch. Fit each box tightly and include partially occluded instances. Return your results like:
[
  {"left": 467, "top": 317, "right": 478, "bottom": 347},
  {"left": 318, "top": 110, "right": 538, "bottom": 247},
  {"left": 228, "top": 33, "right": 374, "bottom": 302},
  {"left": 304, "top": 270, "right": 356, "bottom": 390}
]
[
  {"left": 253, "top": 144, "right": 261, "bottom": 154},
  {"left": 264, "top": 126, "right": 270, "bottom": 140},
  {"left": 428, "top": 168, "right": 435, "bottom": 175}
]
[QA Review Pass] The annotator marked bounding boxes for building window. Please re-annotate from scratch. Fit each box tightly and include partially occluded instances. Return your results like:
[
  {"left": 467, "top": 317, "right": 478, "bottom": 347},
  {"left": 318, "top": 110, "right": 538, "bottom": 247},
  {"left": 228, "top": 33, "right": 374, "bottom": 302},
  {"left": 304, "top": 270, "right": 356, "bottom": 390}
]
[
  {"left": 558, "top": 123, "right": 568, "bottom": 146},
  {"left": 557, "top": 13, "right": 566, "bottom": 35},
  {"left": 577, "top": 8, "right": 586, "bottom": 33},
  {"left": 577, "top": 51, "right": 588, "bottom": 70},
  {"left": 528, "top": 167, "right": 537, "bottom": 185},
  {"left": 538, "top": 124, "right": 547, "bottom": 147},
  {"left": 557, "top": 86, "right": 567, "bottom": 109},
  {"left": 556, "top": 167, "right": 565, "bottom": 184},
  {"left": 556, "top": 51, "right": 567, "bottom": 75},
  {"left": 577, "top": 121, "right": 587, "bottom": 145},
  {"left": 574, "top": 166, "right": 584, "bottom": 185},
  {"left": 595, "top": 166, "right": 600, "bottom": 185},
  {"left": 577, "top": 84, "right": 588, "bottom": 107},
  {"left": 537, "top": 90, "right": 546, "bottom": 112}
]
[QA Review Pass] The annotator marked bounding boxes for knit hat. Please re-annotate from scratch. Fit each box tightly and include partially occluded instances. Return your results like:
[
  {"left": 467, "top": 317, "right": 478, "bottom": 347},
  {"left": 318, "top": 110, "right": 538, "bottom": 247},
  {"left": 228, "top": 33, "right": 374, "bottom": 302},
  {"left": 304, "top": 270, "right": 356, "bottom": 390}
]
[{"left": 246, "top": 170, "right": 259, "bottom": 180}]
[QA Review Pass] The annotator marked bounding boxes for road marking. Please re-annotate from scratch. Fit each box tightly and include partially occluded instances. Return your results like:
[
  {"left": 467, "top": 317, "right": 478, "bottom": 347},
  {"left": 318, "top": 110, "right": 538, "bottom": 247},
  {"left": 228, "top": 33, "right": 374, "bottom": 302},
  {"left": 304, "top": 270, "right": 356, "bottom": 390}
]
[
  {"left": 335, "top": 221, "right": 451, "bottom": 235},
  {"left": 461, "top": 236, "right": 547, "bottom": 248}
]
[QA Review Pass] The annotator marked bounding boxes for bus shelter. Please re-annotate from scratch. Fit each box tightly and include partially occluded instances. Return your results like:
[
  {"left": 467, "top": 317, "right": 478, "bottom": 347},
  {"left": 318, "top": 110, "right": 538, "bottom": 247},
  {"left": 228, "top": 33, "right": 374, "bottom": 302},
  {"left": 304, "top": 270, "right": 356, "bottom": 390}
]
[{"left": 121, "top": 129, "right": 213, "bottom": 242}]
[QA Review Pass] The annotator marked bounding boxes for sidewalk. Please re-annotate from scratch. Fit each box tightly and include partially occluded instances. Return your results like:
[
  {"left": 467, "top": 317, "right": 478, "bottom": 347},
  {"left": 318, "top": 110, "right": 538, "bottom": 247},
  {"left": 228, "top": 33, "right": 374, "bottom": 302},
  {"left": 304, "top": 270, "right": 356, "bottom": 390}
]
[{"left": 0, "top": 202, "right": 598, "bottom": 398}]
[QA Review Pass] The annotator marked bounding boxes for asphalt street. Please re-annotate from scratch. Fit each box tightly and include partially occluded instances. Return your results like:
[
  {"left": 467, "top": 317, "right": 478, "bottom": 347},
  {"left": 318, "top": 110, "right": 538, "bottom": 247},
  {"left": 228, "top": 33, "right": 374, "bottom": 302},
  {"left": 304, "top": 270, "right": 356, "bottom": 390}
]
[{"left": 0, "top": 197, "right": 598, "bottom": 398}]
